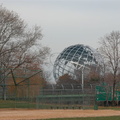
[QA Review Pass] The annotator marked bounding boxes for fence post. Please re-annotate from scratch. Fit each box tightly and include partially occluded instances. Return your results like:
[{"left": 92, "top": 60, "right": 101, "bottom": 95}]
[{"left": 94, "top": 90, "right": 98, "bottom": 110}]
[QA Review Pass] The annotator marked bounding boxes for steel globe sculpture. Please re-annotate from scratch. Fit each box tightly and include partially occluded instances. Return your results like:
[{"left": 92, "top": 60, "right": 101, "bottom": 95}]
[{"left": 53, "top": 44, "right": 101, "bottom": 87}]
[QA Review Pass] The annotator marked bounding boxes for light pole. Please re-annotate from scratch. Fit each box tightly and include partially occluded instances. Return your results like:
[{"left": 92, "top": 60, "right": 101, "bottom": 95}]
[{"left": 81, "top": 67, "right": 84, "bottom": 91}]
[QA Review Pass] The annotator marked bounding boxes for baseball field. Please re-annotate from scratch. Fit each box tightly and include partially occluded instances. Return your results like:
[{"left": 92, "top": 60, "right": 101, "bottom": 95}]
[{"left": 0, "top": 109, "right": 120, "bottom": 120}]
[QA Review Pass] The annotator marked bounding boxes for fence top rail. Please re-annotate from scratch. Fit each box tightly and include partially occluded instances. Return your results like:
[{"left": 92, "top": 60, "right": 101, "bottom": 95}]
[{"left": 38, "top": 94, "right": 95, "bottom": 98}]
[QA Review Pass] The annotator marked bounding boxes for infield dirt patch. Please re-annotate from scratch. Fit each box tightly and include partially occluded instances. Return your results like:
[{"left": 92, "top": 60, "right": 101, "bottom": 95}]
[{"left": 0, "top": 109, "right": 120, "bottom": 120}]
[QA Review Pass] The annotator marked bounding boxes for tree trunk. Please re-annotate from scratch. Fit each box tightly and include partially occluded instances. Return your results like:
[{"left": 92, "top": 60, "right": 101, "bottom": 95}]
[
  {"left": 2, "top": 79, "right": 7, "bottom": 100},
  {"left": 2, "top": 85, "right": 7, "bottom": 100},
  {"left": 112, "top": 74, "right": 116, "bottom": 106}
]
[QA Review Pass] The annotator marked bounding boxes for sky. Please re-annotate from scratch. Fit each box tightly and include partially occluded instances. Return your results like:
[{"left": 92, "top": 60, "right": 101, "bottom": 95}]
[{"left": 1, "top": 0, "right": 120, "bottom": 82}]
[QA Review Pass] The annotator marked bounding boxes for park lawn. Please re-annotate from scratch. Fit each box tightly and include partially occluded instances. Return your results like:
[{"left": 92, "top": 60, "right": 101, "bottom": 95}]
[
  {"left": 0, "top": 100, "right": 36, "bottom": 108},
  {"left": 98, "top": 106, "right": 120, "bottom": 110},
  {"left": 40, "top": 116, "right": 120, "bottom": 120}
]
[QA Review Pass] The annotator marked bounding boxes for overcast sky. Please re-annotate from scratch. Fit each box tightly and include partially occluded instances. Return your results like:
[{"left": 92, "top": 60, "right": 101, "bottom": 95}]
[{"left": 1, "top": 0, "right": 120, "bottom": 82}]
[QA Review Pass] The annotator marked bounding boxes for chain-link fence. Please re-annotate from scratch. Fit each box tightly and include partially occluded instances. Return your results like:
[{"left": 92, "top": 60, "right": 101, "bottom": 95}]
[
  {"left": 36, "top": 84, "right": 97, "bottom": 109},
  {"left": 1, "top": 82, "right": 120, "bottom": 109},
  {"left": 0, "top": 84, "right": 96, "bottom": 109},
  {"left": 36, "top": 88, "right": 95, "bottom": 109},
  {"left": 0, "top": 84, "right": 41, "bottom": 109}
]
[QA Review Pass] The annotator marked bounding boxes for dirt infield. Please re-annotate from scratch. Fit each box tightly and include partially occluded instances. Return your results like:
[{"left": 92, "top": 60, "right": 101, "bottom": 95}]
[{"left": 0, "top": 109, "right": 120, "bottom": 120}]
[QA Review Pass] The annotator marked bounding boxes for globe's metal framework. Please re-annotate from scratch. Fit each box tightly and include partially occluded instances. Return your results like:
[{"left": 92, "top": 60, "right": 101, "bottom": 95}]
[{"left": 53, "top": 44, "right": 101, "bottom": 88}]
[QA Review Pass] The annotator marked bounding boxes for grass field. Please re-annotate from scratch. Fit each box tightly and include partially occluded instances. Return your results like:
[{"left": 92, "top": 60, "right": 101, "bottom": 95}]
[
  {"left": 1, "top": 100, "right": 120, "bottom": 110},
  {"left": 41, "top": 116, "right": 120, "bottom": 120},
  {"left": 0, "top": 100, "right": 36, "bottom": 108}
]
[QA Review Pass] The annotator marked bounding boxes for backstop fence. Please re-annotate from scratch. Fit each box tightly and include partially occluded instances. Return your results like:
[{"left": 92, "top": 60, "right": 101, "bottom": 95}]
[
  {"left": 37, "top": 88, "right": 95, "bottom": 109},
  {"left": 0, "top": 84, "right": 96, "bottom": 109}
]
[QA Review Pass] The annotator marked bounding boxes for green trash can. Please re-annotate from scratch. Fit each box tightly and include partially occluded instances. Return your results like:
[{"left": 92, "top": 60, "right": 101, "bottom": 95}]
[{"left": 94, "top": 104, "right": 98, "bottom": 110}]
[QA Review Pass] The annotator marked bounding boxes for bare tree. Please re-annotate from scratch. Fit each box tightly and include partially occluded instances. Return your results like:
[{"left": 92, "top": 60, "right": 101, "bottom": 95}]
[
  {"left": 56, "top": 74, "right": 79, "bottom": 85},
  {"left": 0, "top": 5, "right": 50, "bottom": 99},
  {"left": 98, "top": 31, "right": 120, "bottom": 105}
]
